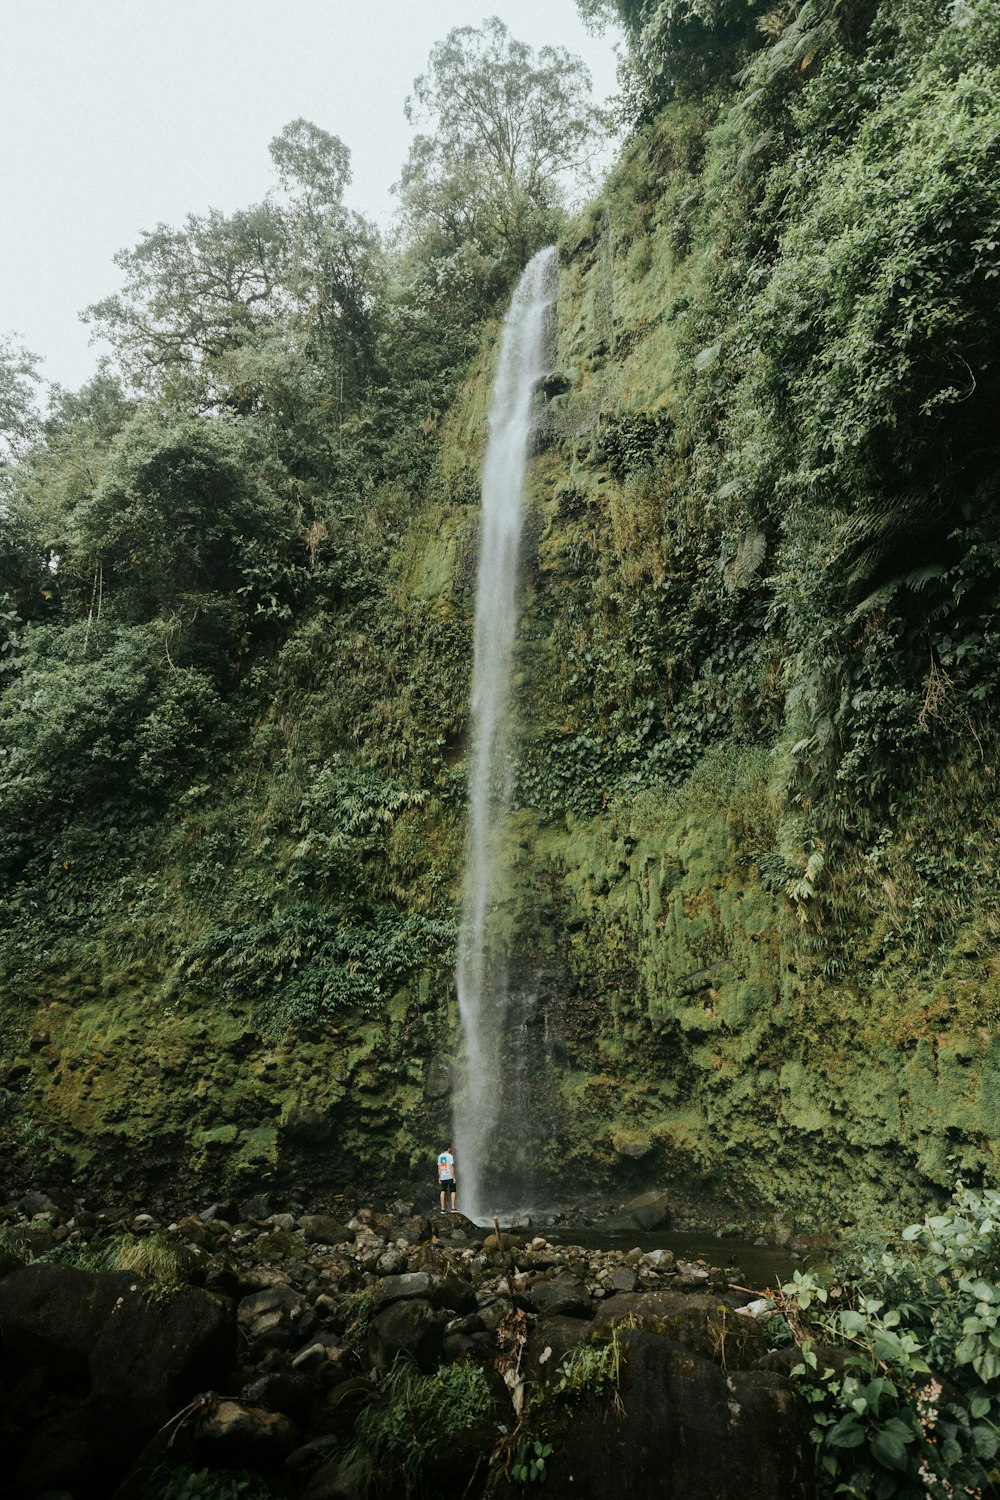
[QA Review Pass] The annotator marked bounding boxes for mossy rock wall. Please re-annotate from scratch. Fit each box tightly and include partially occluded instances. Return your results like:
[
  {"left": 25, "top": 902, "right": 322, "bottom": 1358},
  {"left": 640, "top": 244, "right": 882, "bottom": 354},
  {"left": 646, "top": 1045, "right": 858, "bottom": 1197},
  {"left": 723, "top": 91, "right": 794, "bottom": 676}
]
[{"left": 3, "top": 45, "right": 999, "bottom": 1230}]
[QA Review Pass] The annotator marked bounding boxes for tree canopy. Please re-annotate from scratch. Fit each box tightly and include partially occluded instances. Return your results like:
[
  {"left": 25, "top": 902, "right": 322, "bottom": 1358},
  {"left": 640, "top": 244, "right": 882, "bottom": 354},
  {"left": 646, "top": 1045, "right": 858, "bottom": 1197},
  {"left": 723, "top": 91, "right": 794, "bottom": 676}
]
[{"left": 398, "top": 17, "right": 603, "bottom": 277}]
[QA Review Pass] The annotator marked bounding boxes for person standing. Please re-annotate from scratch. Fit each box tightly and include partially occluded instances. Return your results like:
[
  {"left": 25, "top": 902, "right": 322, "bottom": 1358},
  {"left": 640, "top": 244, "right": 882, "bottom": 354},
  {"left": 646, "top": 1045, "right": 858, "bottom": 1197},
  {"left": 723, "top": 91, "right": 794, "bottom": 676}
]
[{"left": 437, "top": 1145, "right": 457, "bottom": 1211}]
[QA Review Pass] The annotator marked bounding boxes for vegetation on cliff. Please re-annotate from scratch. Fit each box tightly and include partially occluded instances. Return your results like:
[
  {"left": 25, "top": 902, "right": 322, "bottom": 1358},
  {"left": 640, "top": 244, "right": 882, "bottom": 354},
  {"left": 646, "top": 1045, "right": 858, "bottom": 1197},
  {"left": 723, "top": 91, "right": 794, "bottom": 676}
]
[{"left": 1, "top": 0, "right": 998, "bottom": 1238}]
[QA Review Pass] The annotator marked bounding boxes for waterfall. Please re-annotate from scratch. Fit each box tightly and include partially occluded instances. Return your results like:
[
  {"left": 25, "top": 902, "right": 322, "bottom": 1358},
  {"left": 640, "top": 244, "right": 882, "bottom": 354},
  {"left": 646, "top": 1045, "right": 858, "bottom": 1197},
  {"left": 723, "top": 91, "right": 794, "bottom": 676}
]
[{"left": 453, "top": 246, "right": 558, "bottom": 1222}]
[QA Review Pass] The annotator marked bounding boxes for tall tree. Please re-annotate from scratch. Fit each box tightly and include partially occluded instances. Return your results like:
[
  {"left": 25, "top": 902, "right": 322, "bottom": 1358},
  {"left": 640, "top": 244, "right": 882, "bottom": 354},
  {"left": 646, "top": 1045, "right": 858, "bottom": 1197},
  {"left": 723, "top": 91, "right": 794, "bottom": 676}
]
[
  {"left": 399, "top": 18, "right": 603, "bottom": 277},
  {"left": 83, "top": 121, "right": 382, "bottom": 413}
]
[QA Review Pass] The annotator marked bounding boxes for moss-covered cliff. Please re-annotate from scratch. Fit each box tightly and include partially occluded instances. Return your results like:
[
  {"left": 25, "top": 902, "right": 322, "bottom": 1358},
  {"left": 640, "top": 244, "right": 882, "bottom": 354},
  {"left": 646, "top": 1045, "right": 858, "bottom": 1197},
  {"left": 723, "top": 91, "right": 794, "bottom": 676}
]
[{"left": 1, "top": 0, "right": 998, "bottom": 1230}]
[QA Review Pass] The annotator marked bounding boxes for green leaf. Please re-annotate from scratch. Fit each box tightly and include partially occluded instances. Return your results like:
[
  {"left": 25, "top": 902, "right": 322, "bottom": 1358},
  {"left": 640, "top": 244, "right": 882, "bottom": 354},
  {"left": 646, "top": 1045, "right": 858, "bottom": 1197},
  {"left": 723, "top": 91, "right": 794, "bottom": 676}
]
[
  {"left": 827, "top": 1414, "right": 867, "bottom": 1449},
  {"left": 870, "top": 1428, "right": 909, "bottom": 1470}
]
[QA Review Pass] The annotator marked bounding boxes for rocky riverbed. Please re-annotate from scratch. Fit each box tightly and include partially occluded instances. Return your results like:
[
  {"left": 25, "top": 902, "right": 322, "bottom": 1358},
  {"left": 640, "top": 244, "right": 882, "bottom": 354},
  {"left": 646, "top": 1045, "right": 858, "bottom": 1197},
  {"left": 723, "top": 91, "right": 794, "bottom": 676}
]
[{"left": 0, "top": 1189, "right": 816, "bottom": 1499}]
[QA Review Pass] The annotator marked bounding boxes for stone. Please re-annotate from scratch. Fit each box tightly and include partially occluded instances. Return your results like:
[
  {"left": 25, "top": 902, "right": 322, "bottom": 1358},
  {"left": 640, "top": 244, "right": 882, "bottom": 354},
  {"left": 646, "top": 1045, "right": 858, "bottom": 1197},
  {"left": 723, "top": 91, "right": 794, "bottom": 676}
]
[
  {"left": 241, "top": 1369, "right": 318, "bottom": 1422},
  {"left": 624, "top": 1190, "right": 671, "bottom": 1231},
  {"left": 367, "top": 1298, "right": 446, "bottom": 1373},
  {"left": 238, "top": 1282, "right": 310, "bottom": 1356},
  {"left": 193, "top": 1398, "right": 299, "bottom": 1463},
  {"left": 372, "top": 1270, "right": 434, "bottom": 1306},
  {"left": 507, "top": 1329, "right": 814, "bottom": 1499},
  {"left": 0, "top": 1263, "right": 136, "bottom": 1375},
  {"left": 299, "top": 1214, "right": 355, "bottom": 1247},
  {"left": 529, "top": 1277, "right": 594, "bottom": 1319},
  {"left": 607, "top": 1266, "right": 638, "bottom": 1294}
]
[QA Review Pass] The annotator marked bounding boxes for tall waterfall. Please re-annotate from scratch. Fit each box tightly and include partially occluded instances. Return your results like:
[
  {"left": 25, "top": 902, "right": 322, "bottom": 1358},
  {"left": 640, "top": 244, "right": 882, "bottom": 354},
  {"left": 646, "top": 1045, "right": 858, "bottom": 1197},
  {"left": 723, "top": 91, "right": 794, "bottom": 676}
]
[{"left": 454, "top": 246, "right": 558, "bottom": 1222}]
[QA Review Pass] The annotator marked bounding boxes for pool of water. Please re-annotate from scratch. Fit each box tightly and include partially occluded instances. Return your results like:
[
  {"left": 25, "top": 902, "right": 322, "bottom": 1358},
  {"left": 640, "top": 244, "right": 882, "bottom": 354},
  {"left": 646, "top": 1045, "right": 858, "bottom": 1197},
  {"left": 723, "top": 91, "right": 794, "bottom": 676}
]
[{"left": 523, "top": 1226, "right": 802, "bottom": 1291}]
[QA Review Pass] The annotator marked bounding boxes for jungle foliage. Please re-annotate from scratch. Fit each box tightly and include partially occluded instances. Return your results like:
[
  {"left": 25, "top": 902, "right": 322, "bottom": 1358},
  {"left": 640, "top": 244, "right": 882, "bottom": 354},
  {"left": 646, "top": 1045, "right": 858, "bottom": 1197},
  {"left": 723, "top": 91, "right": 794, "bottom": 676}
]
[{"left": 0, "top": 2, "right": 998, "bottom": 1281}]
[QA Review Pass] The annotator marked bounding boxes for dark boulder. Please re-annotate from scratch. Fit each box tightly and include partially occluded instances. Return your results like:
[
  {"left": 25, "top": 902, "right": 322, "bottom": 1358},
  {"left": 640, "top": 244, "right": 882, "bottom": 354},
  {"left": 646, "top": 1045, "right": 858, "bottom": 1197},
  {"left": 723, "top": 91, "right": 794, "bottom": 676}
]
[
  {"left": 89, "top": 1283, "right": 236, "bottom": 1435},
  {"left": 0, "top": 1263, "right": 135, "bottom": 1376},
  {"left": 367, "top": 1298, "right": 446, "bottom": 1373},
  {"left": 528, "top": 1277, "right": 593, "bottom": 1319},
  {"left": 494, "top": 1329, "right": 813, "bottom": 1499}
]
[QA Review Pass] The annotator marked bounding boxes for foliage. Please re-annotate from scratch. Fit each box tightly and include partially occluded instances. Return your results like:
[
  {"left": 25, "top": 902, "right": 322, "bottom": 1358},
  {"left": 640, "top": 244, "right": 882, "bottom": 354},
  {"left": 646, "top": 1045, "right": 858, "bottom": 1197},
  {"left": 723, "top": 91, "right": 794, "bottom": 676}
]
[
  {"left": 771, "top": 1186, "right": 1000, "bottom": 1498},
  {"left": 83, "top": 120, "right": 382, "bottom": 414},
  {"left": 69, "top": 412, "right": 299, "bottom": 635},
  {"left": 0, "top": 335, "right": 40, "bottom": 461},
  {"left": 107, "top": 1232, "right": 185, "bottom": 1292},
  {"left": 0, "top": 620, "right": 232, "bottom": 872},
  {"left": 399, "top": 18, "right": 603, "bottom": 281},
  {"left": 145, "top": 1466, "right": 273, "bottom": 1500},
  {"left": 344, "top": 1354, "right": 492, "bottom": 1496}
]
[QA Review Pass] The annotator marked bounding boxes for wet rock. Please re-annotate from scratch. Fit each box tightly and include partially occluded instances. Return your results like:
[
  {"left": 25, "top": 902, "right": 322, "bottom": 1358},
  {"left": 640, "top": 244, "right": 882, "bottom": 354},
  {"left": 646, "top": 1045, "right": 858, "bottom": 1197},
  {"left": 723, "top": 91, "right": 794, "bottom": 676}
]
[{"left": 238, "top": 1282, "right": 311, "bottom": 1358}]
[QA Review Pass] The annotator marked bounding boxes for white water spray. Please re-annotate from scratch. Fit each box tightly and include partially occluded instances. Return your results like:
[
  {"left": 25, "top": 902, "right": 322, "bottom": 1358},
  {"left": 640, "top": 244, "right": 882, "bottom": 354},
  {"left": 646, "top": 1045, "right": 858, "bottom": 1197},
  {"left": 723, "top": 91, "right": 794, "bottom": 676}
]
[{"left": 454, "top": 246, "right": 558, "bottom": 1221}]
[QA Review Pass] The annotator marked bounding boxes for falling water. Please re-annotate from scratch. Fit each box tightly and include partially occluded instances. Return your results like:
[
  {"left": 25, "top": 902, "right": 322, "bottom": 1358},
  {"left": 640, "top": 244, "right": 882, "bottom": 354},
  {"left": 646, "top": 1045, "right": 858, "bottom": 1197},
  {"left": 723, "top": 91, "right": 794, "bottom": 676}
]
[{"left": 454, "top": 246, "right": 558, "bottom": 1221}]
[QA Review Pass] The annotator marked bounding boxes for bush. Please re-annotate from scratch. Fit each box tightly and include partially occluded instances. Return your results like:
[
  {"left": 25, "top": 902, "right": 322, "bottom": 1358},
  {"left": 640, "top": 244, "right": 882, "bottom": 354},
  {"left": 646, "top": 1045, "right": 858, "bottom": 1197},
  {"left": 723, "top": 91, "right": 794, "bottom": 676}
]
[{"left": 772, "top": 1185, "right": 1000, "bottom": 1497}]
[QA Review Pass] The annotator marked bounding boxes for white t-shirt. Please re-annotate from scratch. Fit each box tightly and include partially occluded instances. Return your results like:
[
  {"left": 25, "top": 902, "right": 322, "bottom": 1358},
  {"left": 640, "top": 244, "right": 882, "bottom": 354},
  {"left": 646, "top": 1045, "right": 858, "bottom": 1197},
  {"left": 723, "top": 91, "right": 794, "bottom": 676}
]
[{"left": 437, "top": 1151, "right": 455, "bottom": 1181}]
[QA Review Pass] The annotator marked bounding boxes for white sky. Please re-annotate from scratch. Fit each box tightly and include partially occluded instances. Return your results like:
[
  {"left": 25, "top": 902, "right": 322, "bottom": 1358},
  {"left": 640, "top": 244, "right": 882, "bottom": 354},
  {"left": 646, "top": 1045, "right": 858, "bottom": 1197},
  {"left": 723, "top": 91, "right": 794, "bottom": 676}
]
[{"left": 1, "top": 0, "right": 620, "bottom": 394}]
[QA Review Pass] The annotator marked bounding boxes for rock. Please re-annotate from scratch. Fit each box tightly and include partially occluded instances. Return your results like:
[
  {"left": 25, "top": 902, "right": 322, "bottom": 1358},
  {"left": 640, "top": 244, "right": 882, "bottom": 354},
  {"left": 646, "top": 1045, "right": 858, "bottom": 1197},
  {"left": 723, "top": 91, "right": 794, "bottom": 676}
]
[
  {"left": 287, "top": 1433, "right": 342, "bottom": 1479},
  {"left": 0, "top": 1263, "right": 135, "bottom": 1375},
  {"left": 624, "top": 1190, "right": 671, "bottom": 1231},
  {"left": 238, "top": 1282, "right": 310, "bottom": 1357},
  {"left": 239, "top": 1193, "right": 274, "bottom": 1221},
  {"left": 299, "top": 1214, "right": 355, "bottom": 1247},
  {"left": 529, "top": 1277, "right": 593, "bottom": 1319},
  {"left": 429, "top": 1272, "right": 478, "bottom": 1315},
  {"left": 193, "top": 1398, "right": 299, "bottom": 1464},
  {"left": 242, "top": 1369, "right": 318, "bottom": 1422},
  {"left": 372, "top": 1270, "right": 434, "bottom": 1306},
  {"left": 476, "top": 1296, "right": 514, "bottom": 1332},
  {"left": 301, "top": 1453, "right": 370, "bottom": 1500},
  {"left": 89, "top": 1284, "right": 237, "bottom": 1436},
  {"left": 509, "top": 1329, "right": 813, "bottom": 1500},
  {"left": 642, "top": 1248, "right": 675, "bottom": 1270},
  {"left": 376, "top": 1247, "right": 409, "bottom": 1274},
  {"left": 606, "top": 1266, "right": 638, "bottom": 1294},
  {"left": 523, "top": 1315, "right": 594, "bottom": 1387},
  {"left": 367, "top": 1298, "right": 446, "bottom": 1373},
  {"left": 20, "top": 1190, "right": 62, "bottom": 1219},
  {"left": 317, "top": 1376, "right": 377, "bottom": 1439}
]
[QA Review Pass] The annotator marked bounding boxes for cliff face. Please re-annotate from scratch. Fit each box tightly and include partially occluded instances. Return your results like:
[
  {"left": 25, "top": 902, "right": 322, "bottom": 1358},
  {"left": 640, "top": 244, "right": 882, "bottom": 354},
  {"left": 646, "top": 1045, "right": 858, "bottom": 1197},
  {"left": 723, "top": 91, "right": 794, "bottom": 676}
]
[{"left": 3, "top": 0, "right": 999, "bottom": 1227}]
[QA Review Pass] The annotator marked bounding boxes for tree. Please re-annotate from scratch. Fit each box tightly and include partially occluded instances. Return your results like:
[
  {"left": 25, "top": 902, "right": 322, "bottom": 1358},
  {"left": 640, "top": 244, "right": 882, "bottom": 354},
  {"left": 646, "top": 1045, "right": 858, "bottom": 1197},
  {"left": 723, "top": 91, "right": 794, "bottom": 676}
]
[
  {"left": 398, "top": 18, "right": 603, "bottom": 277},
  {"left": 0, "top": 336, "right": 40, "bottom": 463},
  {"left": 83, "top": 121, "right": 382, "bottom": 415}
]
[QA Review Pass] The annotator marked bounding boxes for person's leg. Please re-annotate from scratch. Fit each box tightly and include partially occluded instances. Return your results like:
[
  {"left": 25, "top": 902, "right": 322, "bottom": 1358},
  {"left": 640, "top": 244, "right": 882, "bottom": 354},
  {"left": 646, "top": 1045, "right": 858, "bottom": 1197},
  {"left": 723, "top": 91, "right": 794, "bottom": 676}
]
[
  {"left": 450, "top": 1186, "right": 457, "bottom": 1210},
  {"left": 439, "top": 1185, "right": 446, "bottom": 1210}
]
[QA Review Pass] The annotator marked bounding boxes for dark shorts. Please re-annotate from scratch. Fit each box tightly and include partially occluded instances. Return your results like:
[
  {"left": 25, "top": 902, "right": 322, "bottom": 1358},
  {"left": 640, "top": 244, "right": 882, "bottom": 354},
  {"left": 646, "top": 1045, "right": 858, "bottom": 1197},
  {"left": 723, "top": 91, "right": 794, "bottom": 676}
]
[{"left": 438, "top": 1176, "right": 456, "bottom": 1193}]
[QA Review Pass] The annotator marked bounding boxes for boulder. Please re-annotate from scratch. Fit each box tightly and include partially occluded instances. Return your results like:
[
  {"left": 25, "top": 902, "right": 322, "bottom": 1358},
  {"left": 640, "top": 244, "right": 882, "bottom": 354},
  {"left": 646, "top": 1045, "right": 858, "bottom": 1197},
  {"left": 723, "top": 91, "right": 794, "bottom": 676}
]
[
  {"left": 493, "top": 1330, "right": 813, "bottom": 1499},
  {"left": 299, "top": 1214, "right": 355, "bottom": 1247},
  {"left": 0, "top": 1263, "right": 135, "bottom": 1375},
  {"left": 367, "top": 1298, "right": 446, "bottom": 1373},
  {"left": 89, "top": 1284, "right": 236, "bottom": 1436},
  {"left": 624, "top": 1190, "right": 671, "bottom": 1231},
  {"left": 528, "top": 1277, "right": 594, "bottom": 1319}
]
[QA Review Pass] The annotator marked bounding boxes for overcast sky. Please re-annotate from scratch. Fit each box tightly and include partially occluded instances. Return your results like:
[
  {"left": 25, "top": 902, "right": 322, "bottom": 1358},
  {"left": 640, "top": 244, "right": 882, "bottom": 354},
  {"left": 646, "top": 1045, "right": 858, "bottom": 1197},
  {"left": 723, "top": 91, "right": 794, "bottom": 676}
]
[{"left": 1, "top": 1, "right": 620, "bottom": 395}]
